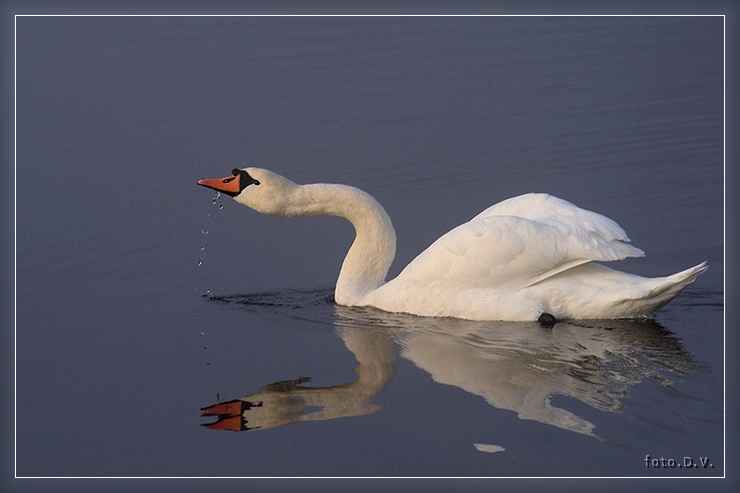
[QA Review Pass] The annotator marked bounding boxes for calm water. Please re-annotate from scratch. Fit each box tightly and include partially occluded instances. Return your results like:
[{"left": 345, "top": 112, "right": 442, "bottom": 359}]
[{"left": 15, "top": 16, "right": 724, "bottom": 478}]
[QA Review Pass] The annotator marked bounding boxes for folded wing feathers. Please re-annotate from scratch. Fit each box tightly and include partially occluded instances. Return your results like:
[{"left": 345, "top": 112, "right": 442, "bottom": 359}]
[
  {"left": 400, "top": 193, "right": 647, "bottom": 292},
  {"left": 477, "top": 193, "right": 645, "bottom": 262}
]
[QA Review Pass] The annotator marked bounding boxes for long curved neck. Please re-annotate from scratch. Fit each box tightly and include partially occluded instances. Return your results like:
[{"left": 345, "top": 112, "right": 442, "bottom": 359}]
[{"left": 288, "top": 183, "right": 397, "bottom": 305}]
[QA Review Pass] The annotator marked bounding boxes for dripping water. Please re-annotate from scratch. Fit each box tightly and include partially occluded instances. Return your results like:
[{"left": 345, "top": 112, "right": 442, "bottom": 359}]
[
  {"left": 196, "top": 191, "right": 223, "bottom": 367},
  {"left": 212, "top": 190, "right": 224, "bottom": 210},
  {"left": 196, "top": 191, "right": 223, "bottom": 289}
]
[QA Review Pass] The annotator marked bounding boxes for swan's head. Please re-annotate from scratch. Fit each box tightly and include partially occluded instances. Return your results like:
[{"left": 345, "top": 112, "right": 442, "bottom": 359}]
[{"left": 197, "top": 167, "right": 298, "bottom": 216}]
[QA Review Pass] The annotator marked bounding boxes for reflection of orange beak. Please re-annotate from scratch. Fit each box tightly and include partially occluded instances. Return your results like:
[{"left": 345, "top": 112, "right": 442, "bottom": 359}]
[
  {"left": 200, "top": 399, "right": 262, "bottom": 432},
  {"left": 201, "top": 415, "right": 245, "bottom": 431},
  {"left": 197, "top": 173, "right": 241, "bottom": 194},
  {"left": 200, "top": 400, "right": 244, "bottom": 417}
]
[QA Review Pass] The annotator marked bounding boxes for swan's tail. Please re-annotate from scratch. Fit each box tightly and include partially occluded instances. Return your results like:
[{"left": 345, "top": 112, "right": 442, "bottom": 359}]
[
  {"left": 641, "top": 261, "right": 708, "bottom": 313},
  {"left": 670, "top": 261, "right": 708, "bottom": 283}
]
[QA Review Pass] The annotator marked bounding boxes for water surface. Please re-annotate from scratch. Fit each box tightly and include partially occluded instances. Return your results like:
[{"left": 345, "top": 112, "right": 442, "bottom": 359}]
[{"left": 15, "top": 16, "right": 724, "bottom": 477}]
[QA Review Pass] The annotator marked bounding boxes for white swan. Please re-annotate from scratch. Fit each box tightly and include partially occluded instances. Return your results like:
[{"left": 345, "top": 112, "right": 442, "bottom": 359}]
[{"left": 197, "top": 167, "right": 706, "bottom": 322}]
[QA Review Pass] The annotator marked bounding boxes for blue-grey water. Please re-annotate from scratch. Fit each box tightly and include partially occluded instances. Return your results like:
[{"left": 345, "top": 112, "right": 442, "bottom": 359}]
[{"left": 15, "top": 16, "right": 724, "bottom": 477}]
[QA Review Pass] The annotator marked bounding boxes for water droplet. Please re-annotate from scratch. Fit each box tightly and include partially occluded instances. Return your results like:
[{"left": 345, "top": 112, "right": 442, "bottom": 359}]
[
  {"left": 198, "top": 258, "right": 203, "bottom": 266},
  {"left": 202, "top": 229, "right": 209, "bottom": 235},
  {"left": 212, "top": 191, "right": 223, "bottom": 209},
  {"left": 200, "top": 246, "right": 206, "bottom": 252}
]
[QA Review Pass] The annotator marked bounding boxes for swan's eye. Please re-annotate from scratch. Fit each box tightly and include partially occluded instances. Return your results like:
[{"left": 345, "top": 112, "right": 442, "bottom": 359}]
[{"left": 228, "top": 168, "right": 260, "bottom": 189}]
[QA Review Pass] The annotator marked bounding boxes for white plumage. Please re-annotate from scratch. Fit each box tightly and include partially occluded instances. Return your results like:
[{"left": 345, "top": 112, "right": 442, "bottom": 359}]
[{"left": 198, "top": 168, "right": 706, "bottom": 322}]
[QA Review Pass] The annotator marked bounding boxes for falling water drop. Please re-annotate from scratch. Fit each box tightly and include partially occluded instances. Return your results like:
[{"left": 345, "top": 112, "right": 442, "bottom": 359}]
[
  {"left": 212, "top": 191, "right": 223, "bottom": 210},
  {"left": 197, "top": 192, "right": 224, "bottom": 291}
]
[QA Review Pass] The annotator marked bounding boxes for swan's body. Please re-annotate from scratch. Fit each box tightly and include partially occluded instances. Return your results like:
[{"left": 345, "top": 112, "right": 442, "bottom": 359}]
[{"left": 198, "top": 168, "right": 706, "bottom": 322}]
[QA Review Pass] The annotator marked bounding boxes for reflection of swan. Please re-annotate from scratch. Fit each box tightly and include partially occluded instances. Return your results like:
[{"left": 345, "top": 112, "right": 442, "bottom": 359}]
[
  {"left": 200, "top": 292, "right": 699, "bottom": 438},
  {"left": 201, "top": 326, "right": 396, "bottom": 431},
  {"left": 337, "top": 307, "right": 698, "bottom": 438},
  {"left": 198, "top": 168, "right": 706, "bottom": 321}
]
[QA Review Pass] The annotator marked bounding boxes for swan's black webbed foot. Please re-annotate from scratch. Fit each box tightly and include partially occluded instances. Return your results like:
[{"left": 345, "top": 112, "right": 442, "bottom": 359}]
[{"left": 538, "top": 313, "right": 557, "bottom": 328}]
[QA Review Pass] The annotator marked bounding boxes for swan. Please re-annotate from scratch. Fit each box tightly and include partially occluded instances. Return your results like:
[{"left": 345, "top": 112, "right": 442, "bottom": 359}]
[{"left": 197, "top": 167, "right": 707, "bottom": 322}]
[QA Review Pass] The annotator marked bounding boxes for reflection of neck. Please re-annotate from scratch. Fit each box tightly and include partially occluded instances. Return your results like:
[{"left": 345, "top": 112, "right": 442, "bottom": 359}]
[
  {"left": 341, "top": 326, "right": 397, "bottom": 392},
  {"left": 201, "top": 326, "right": 396, "bottom": 431},
  {"left": 290, "top": 184, "right": 397, "bottom": 305},
  {"left": 285, "top": 327, "right": 397, "bottom": 422}
]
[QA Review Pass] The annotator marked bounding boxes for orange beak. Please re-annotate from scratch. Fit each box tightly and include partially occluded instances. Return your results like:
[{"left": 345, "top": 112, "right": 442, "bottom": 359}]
[{"left": 197, "top": 173, "right": 241, "bottom": 195}]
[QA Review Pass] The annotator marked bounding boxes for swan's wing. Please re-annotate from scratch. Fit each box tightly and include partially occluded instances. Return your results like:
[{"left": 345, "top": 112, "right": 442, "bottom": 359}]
[
  {"left": 474, "top": 193, "right": 640, "bottom": 253},
  {"left": 394, "top": 193, "right": 644, "bottom": 291}
]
